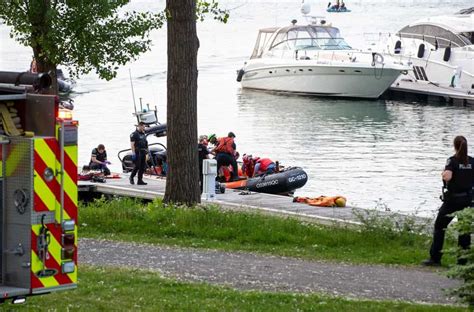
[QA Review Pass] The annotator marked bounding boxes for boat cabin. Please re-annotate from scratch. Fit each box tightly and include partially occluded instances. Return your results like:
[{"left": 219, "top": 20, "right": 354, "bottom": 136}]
[
  {"left": 250, "top": 24, "right": 352, "bottom": 59},
  {"left": 397, "top": 15, "right": 474, "bottom": 48}
]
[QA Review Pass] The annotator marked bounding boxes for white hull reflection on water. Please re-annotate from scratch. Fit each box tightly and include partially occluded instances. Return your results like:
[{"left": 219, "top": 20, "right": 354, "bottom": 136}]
[{"left": 0, "top": 0, "right": 473, "bottom": 216}]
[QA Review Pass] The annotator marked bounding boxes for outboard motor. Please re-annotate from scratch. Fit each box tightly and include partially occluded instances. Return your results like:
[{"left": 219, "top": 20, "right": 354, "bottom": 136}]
[
  {"left": 417, "top": 44, "right": 425, "bottom": 58},
  {"left": 443, "top": 45, "right": 451, "bottom": 62},
  {"left": 236, "top": 68, "right": 245, "bottom": 82},
  {"left": 394, "top": 40, "right": 402, "bottom": 54}
]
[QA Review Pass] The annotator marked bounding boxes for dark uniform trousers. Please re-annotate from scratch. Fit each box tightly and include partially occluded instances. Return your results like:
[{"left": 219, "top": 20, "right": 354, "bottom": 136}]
[
  {"left": 430, "top": 194, "right": 472, "bottom": 262},
  {"left": 130, "top": 149, "right": 147, "bottom": 182},
  {"left": 216, "top": 152, "right": 238, "bottom": 179}
]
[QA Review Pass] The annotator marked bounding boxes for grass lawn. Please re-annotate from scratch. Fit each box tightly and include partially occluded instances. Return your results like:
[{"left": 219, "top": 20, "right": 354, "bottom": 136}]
[
  {"left": 79, "top": 197, "right": 456, "bottom": 266},
  {"left": 8, "top": 266, "right": 466, "bottom": 311}
]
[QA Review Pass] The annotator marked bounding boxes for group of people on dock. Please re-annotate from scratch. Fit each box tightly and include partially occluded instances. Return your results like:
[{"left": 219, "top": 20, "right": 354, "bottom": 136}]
[
  {"left": 198, "top": 132, "right": 277, "bottom": 190},
  {"left": 88, "top": 125, "right": 279, "bottom": 191},
  {"left": 86, "top": 121, "right": 149, "bottom": 185}
]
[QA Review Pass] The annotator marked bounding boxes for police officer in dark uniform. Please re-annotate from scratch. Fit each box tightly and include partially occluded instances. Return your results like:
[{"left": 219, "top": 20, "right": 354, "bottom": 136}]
[
  {"left": 89, "top": 144, "right": 111, "bottom": 176},
  {"left": 129, "top": 122, "right": 149, "bottom": 185},
  {"left": 423, "top": 136, "right": 474, "bottom": 266},
  {"left": 198, "top": 135, "right": 210, "bottom": 193}
]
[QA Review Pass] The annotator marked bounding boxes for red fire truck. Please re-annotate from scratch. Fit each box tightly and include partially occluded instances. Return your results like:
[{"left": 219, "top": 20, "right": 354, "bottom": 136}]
[{"left": 0, "top": 72, "right": 78, "bottom": 304}]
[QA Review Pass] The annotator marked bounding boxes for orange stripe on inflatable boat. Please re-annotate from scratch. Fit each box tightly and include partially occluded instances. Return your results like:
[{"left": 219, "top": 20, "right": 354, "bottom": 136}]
[{"left": 224, "top": 180, "right": 248, "bottom": 189}]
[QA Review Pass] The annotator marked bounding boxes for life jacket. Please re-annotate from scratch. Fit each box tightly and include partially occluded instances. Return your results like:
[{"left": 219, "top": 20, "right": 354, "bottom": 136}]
[
  {"left": 256, "top": 158, "right": 273, "bottom": 172},
  {"left": 214, "top": 137, "right": 235, "bottom": 154},
  {"left": 242, "top": 157, "right": 255, "bottom": 177},
  {"left": 293, "top": 196, "right": 347, "bottom": 207},
  {"left": 219, "top": 164, "right": 243, "bottom": 182}
]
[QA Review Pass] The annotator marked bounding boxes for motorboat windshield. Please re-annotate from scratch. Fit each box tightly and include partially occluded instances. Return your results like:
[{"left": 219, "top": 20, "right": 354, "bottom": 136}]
[{"left": 250, "top": 25, "right": 352, "bottom": 59}]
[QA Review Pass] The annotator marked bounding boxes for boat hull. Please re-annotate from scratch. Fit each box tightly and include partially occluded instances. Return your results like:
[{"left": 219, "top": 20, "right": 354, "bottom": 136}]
[
  {"left": 240, "top": 64, "right": 402, "bottom": 99},
  {"left": 327, "top": 8, "right": 351, "bottom": 13},
  {"left": 388, "top": 50, "right": 474, "bottom": 90},
  {"left": 224, "top": 167, "right": 308, "bottom": 195}
]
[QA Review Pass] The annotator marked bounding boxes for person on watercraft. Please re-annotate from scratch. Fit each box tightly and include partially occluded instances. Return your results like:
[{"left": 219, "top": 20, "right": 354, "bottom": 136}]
[
  {"left": 129, "top": 121, "right": 149, "bottom": 185},
  {"left": 211, "top": 132, "right": 239, "bottom": 181},
  {"left": 89, "top": 144, "right": 111, "bottom": 176},
  {"left": 198, "top": 135, "right": 210, "bottom": 192},
  {"left": 340, "top": 0, "right": 345, "bottom": 9},
  {"left": 253, "top": 157, "right": 276, "bottom": 177}
]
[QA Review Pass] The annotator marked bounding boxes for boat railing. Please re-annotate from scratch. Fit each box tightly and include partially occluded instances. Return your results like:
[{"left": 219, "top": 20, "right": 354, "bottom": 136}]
[
  {"left": 364, "top": 32, "right": 463, "bottom": 50},
  {"left": 290, "top": 48, "right": 389, "bottom": 66}
]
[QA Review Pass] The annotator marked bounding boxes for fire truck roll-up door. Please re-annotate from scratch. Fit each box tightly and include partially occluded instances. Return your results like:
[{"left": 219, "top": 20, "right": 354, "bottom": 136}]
[{"left": 0, "top": 92, "right": 78, "bottom": 303}]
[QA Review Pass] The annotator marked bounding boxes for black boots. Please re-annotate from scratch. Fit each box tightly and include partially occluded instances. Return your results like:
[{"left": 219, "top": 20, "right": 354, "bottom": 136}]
[{"left": 130, "top": 176, "right": 146, "bottom": 185}]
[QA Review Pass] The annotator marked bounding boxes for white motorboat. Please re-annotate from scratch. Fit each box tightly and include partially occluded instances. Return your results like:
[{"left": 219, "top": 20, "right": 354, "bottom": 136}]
[
  {"left": 237, "top": 12, "right": 408, "bottom": 98},
  {"left": 368, "top": 8, "right": 474, "bottom": 91}
]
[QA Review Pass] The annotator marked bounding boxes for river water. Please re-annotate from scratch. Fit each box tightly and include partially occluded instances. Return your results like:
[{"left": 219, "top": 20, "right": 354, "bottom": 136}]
[{"left": 0, "top": 0, "right": 472, "bottom": 215}]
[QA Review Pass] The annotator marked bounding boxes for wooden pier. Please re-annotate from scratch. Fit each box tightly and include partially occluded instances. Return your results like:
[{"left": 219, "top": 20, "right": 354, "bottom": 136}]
[
  {"left": 385, "top": 79, "right": 474, "bottom": 106},
  {"left": 79, "top": 174, "right": 424, "bottom": 227}
]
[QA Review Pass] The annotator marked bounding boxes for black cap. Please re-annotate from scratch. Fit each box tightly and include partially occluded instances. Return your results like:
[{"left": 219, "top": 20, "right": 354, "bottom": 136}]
[{"left": 228, "top": 131, "right": 236, "bottom": 138}]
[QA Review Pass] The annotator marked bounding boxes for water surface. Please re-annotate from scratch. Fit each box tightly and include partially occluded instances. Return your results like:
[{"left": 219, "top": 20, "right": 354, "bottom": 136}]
[{"left": 1, "top": 0, "right": 472, "bottom": 215}]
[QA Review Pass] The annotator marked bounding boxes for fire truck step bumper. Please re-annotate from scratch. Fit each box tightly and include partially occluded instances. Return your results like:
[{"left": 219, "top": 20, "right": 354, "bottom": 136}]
[{"left": 0, "top": 286, "right": 30, "bottom": 299}]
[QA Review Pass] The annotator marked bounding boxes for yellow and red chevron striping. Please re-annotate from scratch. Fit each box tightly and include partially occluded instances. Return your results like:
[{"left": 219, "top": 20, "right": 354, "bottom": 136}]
[
  {"left": 44, "top": 138, "right": 78, "bottom": 183},
  {"left": 30, "top": 226, "right": 74, "bottom": 288},
  {"left": 31, "top": 136, "right": 78, "bottom": 290},
  {"left": 34, "top": 193, "right": 50, "bottom": 212},
  {"left": 33, "top": 142, "right": 77, "bottom": 220},
  {"left": 44, "top": 138, "right": 78, "bottom": 220},
  {"left": 33, "top": 149, "right": 58, "bottom": 211}
]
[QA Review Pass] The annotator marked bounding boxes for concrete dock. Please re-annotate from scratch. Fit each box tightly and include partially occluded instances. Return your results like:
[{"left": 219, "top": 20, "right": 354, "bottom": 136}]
[{"left": 79, "top": 174, "right": 427, "bottom": 227}]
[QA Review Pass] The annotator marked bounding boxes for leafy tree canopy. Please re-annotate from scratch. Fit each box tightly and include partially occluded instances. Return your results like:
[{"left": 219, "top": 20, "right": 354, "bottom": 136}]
[{"left": 0, "top": 0, "right": 227, "bottom": 80}]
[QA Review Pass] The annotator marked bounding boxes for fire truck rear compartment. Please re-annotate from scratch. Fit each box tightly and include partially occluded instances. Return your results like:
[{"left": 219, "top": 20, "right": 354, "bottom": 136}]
[{"left": 0, "top": 92, "right": 57, "bottom": 299}]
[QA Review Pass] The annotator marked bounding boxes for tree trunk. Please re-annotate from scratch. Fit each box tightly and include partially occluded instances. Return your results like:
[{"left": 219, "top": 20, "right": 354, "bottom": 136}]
[
  {"left": 33, "top": 49, "right": 58, "bottom": 94},
  {"left": 29, "top": 0, "right": 58, "bottom": 94},
  {"left": 163, "top": 0, "right": 201, "bottom": 205}
]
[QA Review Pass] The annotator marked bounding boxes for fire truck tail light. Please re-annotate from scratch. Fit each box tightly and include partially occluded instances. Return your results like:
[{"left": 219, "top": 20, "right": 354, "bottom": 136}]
[
  {"left": 57, "top": 109, "right": 73, "bottom": 120},
  {"left": 61, "top": 247, "right": 74, "bottom": 260},
  {"left": 61, "top": 262, "right": 75, "bottom": 274},
  {"left": 62, "top": 233, "right": 75, "bottom": 247}
]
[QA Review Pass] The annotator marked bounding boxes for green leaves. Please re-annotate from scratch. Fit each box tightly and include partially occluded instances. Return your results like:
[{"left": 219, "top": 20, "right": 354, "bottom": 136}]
[
  {"left": 197, "top": 0, "right": 229, "bottom": 23},
  {"left": 0, "top": 0, "right": 165, "bottom": 80},
  {"left": 0, "top": 1, "right": 229, "bottom": 81},
  {"left": 446, "top": 207, "right": 474, "bottom": 307}
]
